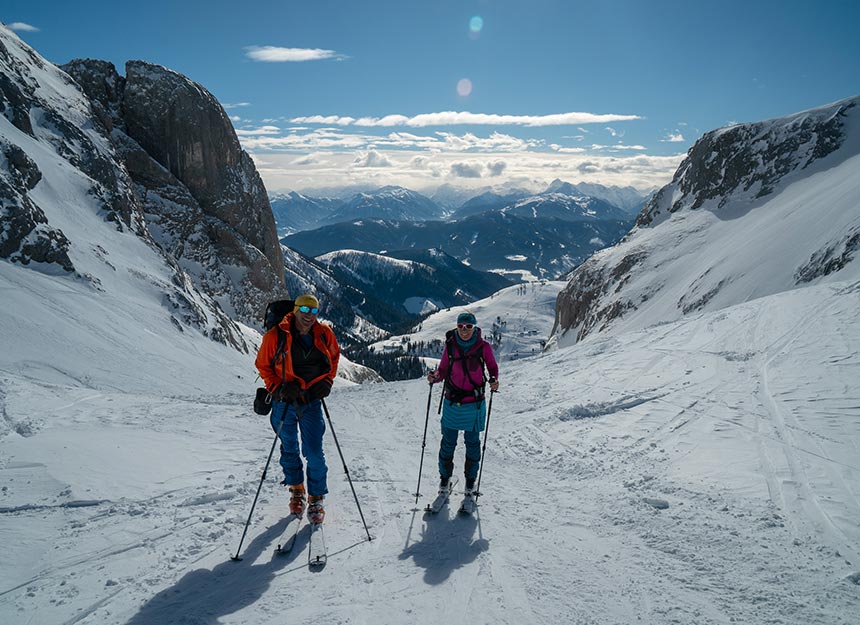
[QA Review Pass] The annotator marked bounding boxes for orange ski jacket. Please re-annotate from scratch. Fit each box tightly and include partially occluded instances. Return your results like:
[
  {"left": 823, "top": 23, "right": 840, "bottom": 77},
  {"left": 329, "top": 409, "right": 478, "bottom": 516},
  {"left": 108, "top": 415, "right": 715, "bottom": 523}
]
[{"left": 255, "top": 313, "right": 340, "bottom": 393}]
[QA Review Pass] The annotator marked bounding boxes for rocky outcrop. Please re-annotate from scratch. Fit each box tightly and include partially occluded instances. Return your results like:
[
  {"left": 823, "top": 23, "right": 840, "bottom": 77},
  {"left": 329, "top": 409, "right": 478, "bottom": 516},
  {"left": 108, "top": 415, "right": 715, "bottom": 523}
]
[
  {"left": 1, "top": 24, "right": 286, "bottom": 351},
  {"left": 638, "top": 99, "right": 856, "bottom": 225},
  {"left": 61, "top": 59, "right": 286, "bottom": 327},
  {"left": 552, "top": 97, "right": 860, "bottom": 345},
  {"left": 0, "top": 33, "right": 144, "bottom": 267}
]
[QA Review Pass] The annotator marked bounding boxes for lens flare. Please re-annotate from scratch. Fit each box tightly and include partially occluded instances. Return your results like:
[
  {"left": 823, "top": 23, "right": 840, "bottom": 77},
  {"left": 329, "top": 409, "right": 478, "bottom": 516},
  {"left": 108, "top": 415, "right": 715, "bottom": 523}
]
[
  {"left": 469, "top": 16, "right": 484, "bottom": 33},
  {"left": 456, "top": 78, "right": 473, "bottom": 97}
]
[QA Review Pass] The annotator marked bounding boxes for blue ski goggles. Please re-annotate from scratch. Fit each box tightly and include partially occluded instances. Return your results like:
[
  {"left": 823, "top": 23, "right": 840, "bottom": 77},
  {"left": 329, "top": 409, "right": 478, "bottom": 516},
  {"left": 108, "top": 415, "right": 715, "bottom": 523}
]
[{"left": 297, "top": 305, "right": 319, "bottom": 314}]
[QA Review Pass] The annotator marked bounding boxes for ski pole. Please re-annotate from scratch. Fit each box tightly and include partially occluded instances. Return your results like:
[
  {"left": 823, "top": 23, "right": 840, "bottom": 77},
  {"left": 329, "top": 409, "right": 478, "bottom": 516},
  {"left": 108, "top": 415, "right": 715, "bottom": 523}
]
[
  {"left": 413, "top": 383, "right": 434, "bottom": 504},
  {"left": 320, "top": 399, "right": 373, "bottom": 541},
  {"left": 473, "top": 389, "right": 495, "bottom": 503},
  {"left": 437, "top": 379, "right": 445, "bottom": 414},
  {"left": 231, "top": 402, "right": 289, "bottom": 561}
]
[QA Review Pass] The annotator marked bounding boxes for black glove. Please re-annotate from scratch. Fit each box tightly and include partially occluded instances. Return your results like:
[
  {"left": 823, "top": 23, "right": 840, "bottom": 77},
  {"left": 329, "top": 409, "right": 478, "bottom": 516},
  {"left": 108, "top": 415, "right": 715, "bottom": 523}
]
[
  {"left": 308, "top": 379, "right": 332, "bottom": 401},
  {"left": 273, "top": 381, "right": 302, "bottom": 403}
]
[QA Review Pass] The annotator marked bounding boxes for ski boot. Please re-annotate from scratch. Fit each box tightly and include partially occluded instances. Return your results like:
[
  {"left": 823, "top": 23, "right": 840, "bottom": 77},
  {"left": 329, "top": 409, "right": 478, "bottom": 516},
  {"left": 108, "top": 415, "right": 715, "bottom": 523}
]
[
  {"left": 307, "top": 495, "right": 325, "bottom": 524},
  {"left": 289, "top": 483, "right": 306, "bottom": 516},
  {"left": 438, "top": 476, "right": 451, "bottom": 495}
]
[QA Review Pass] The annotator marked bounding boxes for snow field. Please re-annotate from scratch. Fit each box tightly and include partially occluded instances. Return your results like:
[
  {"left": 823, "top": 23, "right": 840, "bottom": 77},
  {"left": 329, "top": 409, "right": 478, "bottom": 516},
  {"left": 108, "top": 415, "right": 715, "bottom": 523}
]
[{"left": 2, "top": 279, "right": 859, "bottom": 624}]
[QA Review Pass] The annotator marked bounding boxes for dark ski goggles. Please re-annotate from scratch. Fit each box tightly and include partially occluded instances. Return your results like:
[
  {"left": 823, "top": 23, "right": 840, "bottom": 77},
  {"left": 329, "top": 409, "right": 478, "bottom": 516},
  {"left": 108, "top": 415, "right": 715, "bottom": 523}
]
[
  {"left": 457, "top": 323, "right": 474, "bottom": 330},
  {"left": 298, "top": 305, "right": 319, "bottom": 314}
]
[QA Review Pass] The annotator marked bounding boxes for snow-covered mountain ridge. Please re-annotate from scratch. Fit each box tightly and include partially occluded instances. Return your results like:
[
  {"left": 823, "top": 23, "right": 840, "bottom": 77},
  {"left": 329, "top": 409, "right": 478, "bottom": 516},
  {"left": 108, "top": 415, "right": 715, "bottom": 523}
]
[
  {"left": 0, "top": 24, "right": 286, "bottom": 349},
  {"left": 317, "top": 248, "right": 512, "bottom": 319},
  {"left": 553, "top": 96, "right": 860, "bottom": 345}
]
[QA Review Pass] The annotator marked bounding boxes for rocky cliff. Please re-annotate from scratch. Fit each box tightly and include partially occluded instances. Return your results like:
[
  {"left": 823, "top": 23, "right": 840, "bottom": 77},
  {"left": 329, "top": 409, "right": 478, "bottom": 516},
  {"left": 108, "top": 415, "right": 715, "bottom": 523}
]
[
  {"left": 551, "top": 97, "right": 860, "bottom": 345},
  {"left": 0, "top": 23, "right": 286, "bottom": 348},
  {"left": 62, "top": 58, "right": 286, "bottom": 326}
]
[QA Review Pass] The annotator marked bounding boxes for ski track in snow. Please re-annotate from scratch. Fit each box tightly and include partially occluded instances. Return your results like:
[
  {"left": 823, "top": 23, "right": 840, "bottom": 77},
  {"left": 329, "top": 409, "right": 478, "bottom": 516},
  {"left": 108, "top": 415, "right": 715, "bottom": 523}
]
[{"left": 2, "top": 283, "right": 860, "bottom": 624}]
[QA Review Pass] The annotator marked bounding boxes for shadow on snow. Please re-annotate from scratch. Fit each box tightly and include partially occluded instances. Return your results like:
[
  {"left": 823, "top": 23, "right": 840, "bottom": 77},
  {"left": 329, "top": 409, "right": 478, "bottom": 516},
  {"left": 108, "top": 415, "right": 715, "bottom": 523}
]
[
  {"left": 123, "top": 517, "right": 306, "bottom": 625},
  {"left": 399, "top": 507, "right": 490, "bottom": 585}
]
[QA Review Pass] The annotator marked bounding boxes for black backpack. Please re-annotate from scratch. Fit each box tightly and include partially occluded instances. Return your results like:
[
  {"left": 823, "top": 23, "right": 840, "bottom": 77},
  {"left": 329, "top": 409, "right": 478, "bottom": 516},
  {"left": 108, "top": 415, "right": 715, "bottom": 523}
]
[
  {"left": 253, "top": 299, "right": 293, "bottom": 415},
  {"left": 264, "top": 299, "right": 295, "bottom": 332}
]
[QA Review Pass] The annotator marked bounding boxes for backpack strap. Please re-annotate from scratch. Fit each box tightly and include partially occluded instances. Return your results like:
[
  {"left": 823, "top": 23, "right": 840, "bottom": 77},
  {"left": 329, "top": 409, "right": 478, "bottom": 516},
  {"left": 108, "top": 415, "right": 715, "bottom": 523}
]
[
  {"left": 273, "top": 326, "right": 288, "bottom": 386},
  {"left": 443, "top": 334, "right": 487, "bottom": 404}
]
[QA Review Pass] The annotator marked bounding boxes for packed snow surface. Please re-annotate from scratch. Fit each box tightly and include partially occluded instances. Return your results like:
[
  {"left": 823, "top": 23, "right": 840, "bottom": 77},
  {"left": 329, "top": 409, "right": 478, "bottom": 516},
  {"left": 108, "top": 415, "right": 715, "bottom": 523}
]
[{"left": 2, "top": 274, "right": 859, "bottom": 625}]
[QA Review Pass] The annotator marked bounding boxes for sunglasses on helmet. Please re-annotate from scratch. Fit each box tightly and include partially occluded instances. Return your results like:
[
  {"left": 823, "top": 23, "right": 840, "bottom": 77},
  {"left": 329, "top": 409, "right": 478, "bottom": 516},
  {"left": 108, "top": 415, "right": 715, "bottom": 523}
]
[
  {"left": 298, "top": 305, "right": 319, "bottom": 314},
  {"left": 457, "top": 323, "right": 474, "bottom": 330}
]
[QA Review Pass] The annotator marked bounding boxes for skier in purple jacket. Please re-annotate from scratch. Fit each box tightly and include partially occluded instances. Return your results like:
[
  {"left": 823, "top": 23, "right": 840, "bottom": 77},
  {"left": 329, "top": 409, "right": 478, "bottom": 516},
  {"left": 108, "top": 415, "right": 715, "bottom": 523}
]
[{"left": 427, "top": 311, "right": 500, "bottom": 495}]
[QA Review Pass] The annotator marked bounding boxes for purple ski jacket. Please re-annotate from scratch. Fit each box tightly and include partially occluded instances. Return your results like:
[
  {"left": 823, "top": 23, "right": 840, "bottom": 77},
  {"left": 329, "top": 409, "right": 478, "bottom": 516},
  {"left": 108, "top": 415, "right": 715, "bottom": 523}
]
[{"left": 436, "top": 328, "right": 499, "bottom": 404}]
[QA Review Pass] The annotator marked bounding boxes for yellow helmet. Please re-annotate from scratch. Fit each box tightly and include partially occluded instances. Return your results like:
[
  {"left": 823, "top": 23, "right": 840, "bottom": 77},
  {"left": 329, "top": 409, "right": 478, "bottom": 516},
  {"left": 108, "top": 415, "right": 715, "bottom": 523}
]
[{"left": 294, "top": 293, "right": 320, "bottom": 313}]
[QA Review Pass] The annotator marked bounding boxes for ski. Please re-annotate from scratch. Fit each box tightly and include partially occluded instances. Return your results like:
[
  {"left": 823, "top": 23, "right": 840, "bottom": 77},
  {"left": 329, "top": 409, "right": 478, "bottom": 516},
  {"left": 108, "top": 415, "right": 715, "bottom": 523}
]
[
  {"left": 458, "top": 490, "right": 476, "bottom": 515},
  {"left": 308, "top": 522, "right": 327, "bottom": 568},
  {"left": 275, "top": 514, "right": 302, "bottom": 554},
  {"left": 425, "top": 478, "right": 458, "bottom": 514}
]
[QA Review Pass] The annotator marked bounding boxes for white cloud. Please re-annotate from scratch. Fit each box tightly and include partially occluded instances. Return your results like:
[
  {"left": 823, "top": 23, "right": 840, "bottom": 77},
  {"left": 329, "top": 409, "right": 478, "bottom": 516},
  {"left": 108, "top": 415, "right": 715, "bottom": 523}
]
[
  {"left": 435, "top": 131, "right": 536, "bottom": 152},
  {"left": 223, "top": 102, "right": 251, "bottom": 109},
  {"left": 291, "top": 110, "right": 641, "bottom": 128},
  {"left": 590, "top": 143, "right": 647, "bottom": 151},
  {"left": 661, "top": 132, "right": 685, "bottom": 142},
  {"left": 291, "top": 153, "right": 325, "bottom": 165},
  {"left": 245, "top": 46, "right": 347, "bottom": 62},
  {"left": 8, "top": 22, "right": 39, "bottom": 32},
  {"left": 606, "top": 126, "right": 624, "bottom": 137},
  {"left": 354, "top": 150, "right": 393, "bottom": 168},
  {"left": 550, "top": 145, "right": 587, "bottom": 154},
  {"left": 253, "top": 149, "right": 683, "bottom": 196},
  {"left": 235, "top": 125, "right": 281, "bottom": 136},
  {"left": 229, "top": 116, "right": 241, "bottom": 122},
  {"left": 290, "top": 115, "right": 357, "bottom": 126},
  {"left": 450, "top": 161, "right": 485, "bottom": 178},
  {"left": 487, "top": 160, "right": 507, "bottom": 177}
]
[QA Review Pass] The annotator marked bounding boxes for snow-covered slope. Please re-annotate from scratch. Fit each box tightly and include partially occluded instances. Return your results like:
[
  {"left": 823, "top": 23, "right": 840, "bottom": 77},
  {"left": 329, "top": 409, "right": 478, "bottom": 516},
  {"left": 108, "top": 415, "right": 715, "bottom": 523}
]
[
  {"left": 1, "top": 277, "right": 858, "bottom": 624},
  {"left": 553, "top": 97, "right": 860, "bottom": 346}
]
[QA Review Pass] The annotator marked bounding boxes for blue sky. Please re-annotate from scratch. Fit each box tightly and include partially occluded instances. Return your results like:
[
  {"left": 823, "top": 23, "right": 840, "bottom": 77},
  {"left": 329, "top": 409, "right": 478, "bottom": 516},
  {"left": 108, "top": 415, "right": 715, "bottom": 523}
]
[{"left": 5, "top": 0, "right": 860, "bottom": 194}]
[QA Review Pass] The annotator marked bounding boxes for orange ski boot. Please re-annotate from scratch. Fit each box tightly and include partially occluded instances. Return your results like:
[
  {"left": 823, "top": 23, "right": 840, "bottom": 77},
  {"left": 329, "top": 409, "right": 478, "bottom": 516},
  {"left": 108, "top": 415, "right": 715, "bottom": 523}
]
[{"left": 288, "top": 483, "right": 306, "bottom": 516}]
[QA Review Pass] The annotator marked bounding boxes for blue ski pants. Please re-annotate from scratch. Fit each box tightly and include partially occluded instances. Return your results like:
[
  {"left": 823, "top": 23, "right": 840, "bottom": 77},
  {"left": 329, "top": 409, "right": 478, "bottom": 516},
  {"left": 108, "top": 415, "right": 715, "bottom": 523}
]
[
  {"left": 269, "top": 400, "right": 328, "bottom": 497},
  {"left": 438, "top": 425, "right": 481, "bottom": 481}
]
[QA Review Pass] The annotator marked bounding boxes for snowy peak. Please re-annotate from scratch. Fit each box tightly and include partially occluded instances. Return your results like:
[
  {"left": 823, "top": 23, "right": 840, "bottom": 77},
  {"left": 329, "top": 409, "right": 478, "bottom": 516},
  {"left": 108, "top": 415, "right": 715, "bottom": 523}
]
[
  {"left": 503, "top": 191, "right": 629, "bottom": 221},
  {"left": 639, "top": 97, "right": 860, "bottom": 225},
  {"left": 546, "top": 179, "right": 648, "bottom": 214},
  {"left": 552, "top": 96, "right": 860, "bottom": 345},
  {"left": 331, "top": 185, "right": 443, "bottom": 222}
]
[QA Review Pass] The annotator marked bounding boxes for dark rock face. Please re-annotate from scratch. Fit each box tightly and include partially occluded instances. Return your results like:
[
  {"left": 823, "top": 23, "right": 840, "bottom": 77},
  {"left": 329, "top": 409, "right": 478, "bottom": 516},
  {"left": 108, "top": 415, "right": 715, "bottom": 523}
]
[
  {"left": 61, "top": 59, "right": 287, "bottom": 327},
  {"left": 2, "top": 25, "right": 286, "bottom": 349},
  {"left": 122, "top": 62, "right": 282, "bottom": 280},
  {"left": 638, "top": 99, "right": 856, "bottom": 226},
  {"left": 0, "top": 35, "right": 137, "bottom": 273},
  {"left": 552, "top": 250, "right": 643, "bottom": 342}
]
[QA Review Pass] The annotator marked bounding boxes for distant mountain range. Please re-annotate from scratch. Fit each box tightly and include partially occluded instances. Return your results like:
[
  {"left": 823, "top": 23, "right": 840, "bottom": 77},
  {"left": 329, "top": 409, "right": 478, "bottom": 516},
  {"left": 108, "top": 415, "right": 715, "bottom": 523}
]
[
  {"left": 275, "top": 180, "right": 644, "bottom": 281},
  {"left": 283, "top": 211, "right": 632, "bottom": 281},
  {"left": 270, "top": 180, "right": 648, "bottom": 236}
]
